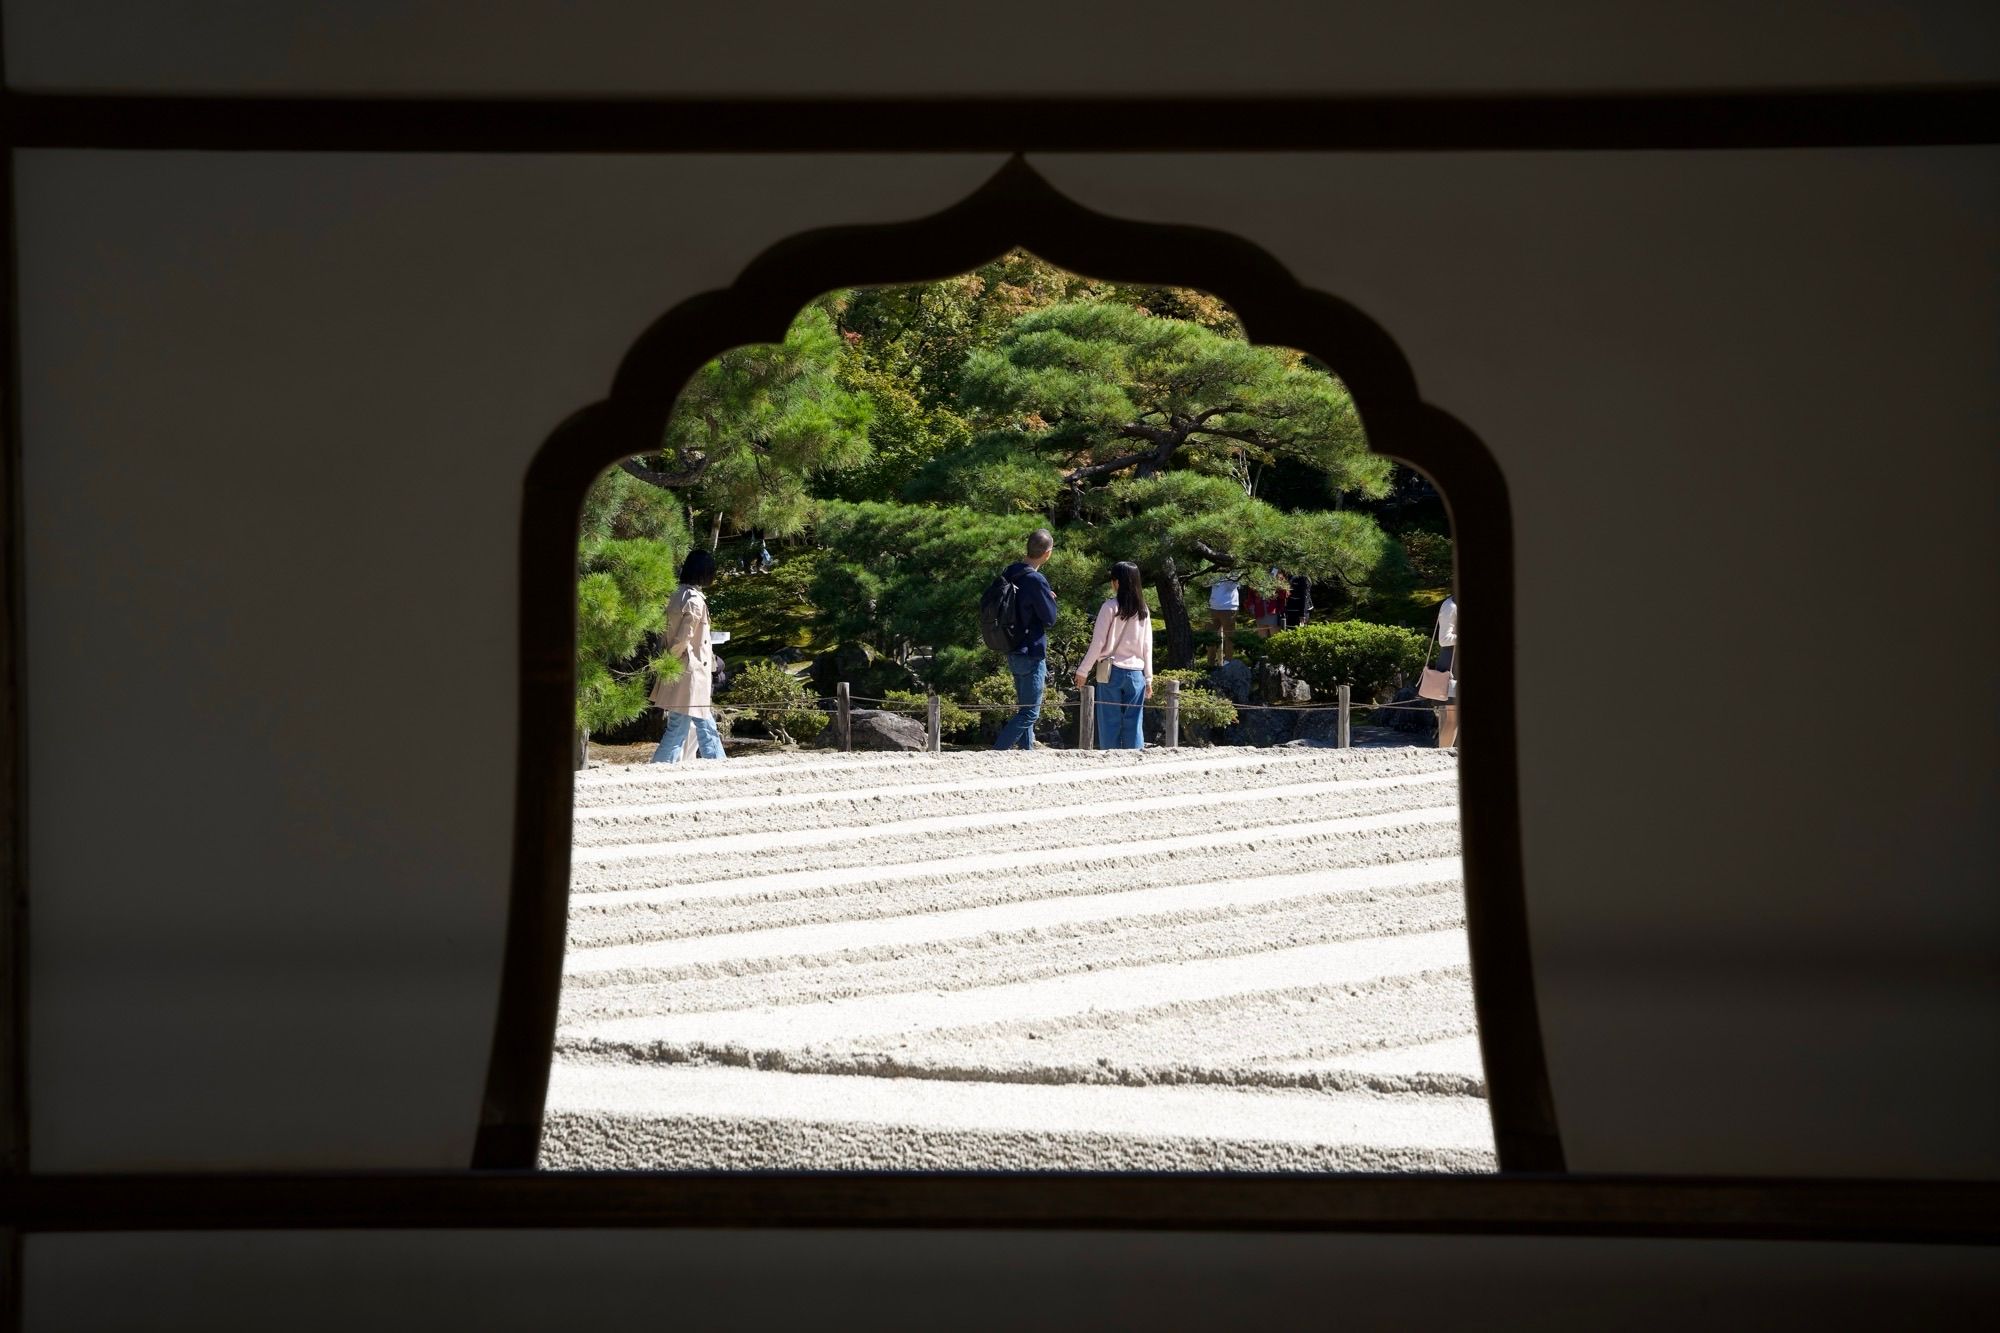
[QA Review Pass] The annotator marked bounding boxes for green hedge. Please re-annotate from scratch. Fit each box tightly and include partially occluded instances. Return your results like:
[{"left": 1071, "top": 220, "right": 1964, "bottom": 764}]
[
  {"left": 883, "top": 688, "right": 979, "bottom": 738},
  {"left": 725, "top": 661, "right": 829, "bottom": 745},
  {"left": 1155, "top": 668, "right": 1238, "bottom": 742},
  {"left": 1263, "top": 619, "right": 1431, "bottom": 702}
]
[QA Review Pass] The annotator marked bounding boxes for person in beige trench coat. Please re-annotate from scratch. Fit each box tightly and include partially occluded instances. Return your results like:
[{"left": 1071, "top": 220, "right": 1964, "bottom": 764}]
[{"left": 649, "top": 548, "right": 725, "bottom": 763}]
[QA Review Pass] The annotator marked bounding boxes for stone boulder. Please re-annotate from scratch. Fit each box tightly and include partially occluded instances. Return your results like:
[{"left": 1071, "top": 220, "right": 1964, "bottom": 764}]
[
  {"left": 1221, "top": 706, "right": 1296, "bottom": 749},
  {"left": 1292, "top": 708, "right": 1347, "bottom": 746},
  {"left": 1381, "top": 685, "right": 1441, "bottom": 741},
  {"left": 1205, "top": 659, "right": 1253, "bottom": 704},
  {"left": 1252, "top": 661, "right": 1312, "bottom": 705},
  {"left": 816, "top": 707, "right": 929, "bottom": 752}
]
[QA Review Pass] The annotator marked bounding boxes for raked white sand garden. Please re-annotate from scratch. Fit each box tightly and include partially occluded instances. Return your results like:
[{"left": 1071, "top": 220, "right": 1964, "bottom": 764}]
[{"left": 542, "top": 745, "right": 1495, "bottom": 1172}]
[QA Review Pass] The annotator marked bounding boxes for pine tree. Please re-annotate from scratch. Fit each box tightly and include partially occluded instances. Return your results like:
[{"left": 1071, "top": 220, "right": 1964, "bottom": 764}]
[
  {"left": 574, "top": 468, "right": 690, "bottom": 733},
  {"left": 620, "top": 302, "right": 872, "bottom": 547},
  {"left": 940, "top": 301, "right": 1393, "bottom": 663}
]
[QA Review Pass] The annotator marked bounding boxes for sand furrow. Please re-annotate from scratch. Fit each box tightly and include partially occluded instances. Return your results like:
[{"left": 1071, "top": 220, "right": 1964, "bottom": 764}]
[
  {"left": 575, "top": 928, "right": 1469, "bottom": 1049},
  {"left": 568, "top": 802, "right": 1461, "bottom": 895},
  {"left": 572, "top": 771, "right": 1457, "bottom": 857},
  {"left": 572, "top": 749, "right": 1456, "bottom": 823},
  {"left": 546, "top": 746, "right": 1489, "bottom": 1172},
  {"left": 540, "top": 1111, "right": 1493, "bottom": 1173},
  {"left": 543, "top": 1063, "right": 1494, "bottom": 1153},
  {"left": 557, "top": 888, "right": 1465, "bottom": 1024},
  {"left": 564, "top": 831, "right": 1467, "bottom": 954},
  {"left": 564, "top": 857, "right": 1463, "bottom": 975},
  {"left": 572, "top": 745, "right": 1435, "bottom": 802}
]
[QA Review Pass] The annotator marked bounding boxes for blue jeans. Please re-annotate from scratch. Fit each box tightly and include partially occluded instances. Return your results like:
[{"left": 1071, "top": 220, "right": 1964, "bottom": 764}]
[
  {"left": 993, "top": 655, "right": 1046, "bottom": 750},
  {"left": 652, "top": 710, "right": 725, "bottom": 763},
  {"left": 1096, "top": 666, "right": 1146, "bottom": 750}
]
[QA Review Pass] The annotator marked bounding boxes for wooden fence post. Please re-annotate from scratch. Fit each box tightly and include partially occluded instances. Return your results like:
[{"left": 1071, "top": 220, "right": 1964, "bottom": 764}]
[
  {"left": 1078, "top": 682, "right": 1095, "bottom": 750},
  {"left": 926, "top": 689, "right": 942, "bottom": 753},
  {"left": 1337, "top": 684, "right": 1351, "bottom": 749},
  {"left": 836, "top": 681, "right": 851, "bottom": 752},
  {"left": 1161, "top": 678, "right": 1180, "bottom": 748}
]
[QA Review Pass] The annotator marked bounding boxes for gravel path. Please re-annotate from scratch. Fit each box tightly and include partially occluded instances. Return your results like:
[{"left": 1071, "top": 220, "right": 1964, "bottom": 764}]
[{"left": 542, "top": 746, "right": 1494, "bottom": 1172}]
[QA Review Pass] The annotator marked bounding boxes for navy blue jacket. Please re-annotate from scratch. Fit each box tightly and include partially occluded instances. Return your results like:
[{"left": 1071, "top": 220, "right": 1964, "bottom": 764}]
[{"left": 1002, "top": 560, "right": 1059, "bottom": 661}]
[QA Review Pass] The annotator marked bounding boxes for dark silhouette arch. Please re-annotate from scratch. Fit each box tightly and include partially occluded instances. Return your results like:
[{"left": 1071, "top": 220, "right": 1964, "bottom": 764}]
[{"left": 477, "top": 156, "right": 1564, "bottom": 1176}]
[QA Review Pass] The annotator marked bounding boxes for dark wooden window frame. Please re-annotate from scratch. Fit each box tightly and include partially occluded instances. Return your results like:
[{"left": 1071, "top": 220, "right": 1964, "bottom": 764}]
[
  {"left": 485, "top": 155, "right": 1560, "bottom": 1173},
  {"left": 3, "top": 83, "right": 1998, "bottom": 1252}
]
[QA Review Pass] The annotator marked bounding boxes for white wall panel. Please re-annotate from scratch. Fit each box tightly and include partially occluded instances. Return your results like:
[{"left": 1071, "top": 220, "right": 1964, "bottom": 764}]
[
  {"left": 17, "top": 147, "right": 1998, "bottom": 1176},
  {"left": 16, "top": 152, "right": 1005, "bottom": 1168},
  {"left": 1037, "top": 150, "right": 2000, "bottom": 1175},
  {"left": 5, "top": 0, "right": 1998, "bottom": 96}
]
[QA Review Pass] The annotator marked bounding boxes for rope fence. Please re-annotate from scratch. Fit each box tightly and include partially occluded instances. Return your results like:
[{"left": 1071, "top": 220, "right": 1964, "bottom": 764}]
[
  {"left": 644, "top": 681, "right": 1449, "bottom": 757},
  {"left": 808, "top": 678, "right": 1453, "bottom": 753}
]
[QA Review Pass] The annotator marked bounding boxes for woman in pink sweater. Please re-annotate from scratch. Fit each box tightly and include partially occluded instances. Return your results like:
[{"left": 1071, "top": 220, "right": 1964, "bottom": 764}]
[{"left": 1073, "top": 561, "right": 1155, "bottom": 750}]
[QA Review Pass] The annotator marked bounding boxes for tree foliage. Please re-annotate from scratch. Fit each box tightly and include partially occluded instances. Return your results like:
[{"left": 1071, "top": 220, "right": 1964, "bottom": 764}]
[
  {"left": 811, "top": 500, "right": 1101, "bottom": 688},
  {"left": 1263, "top": 620, "right": 1432, "bottom": 702},
  {"left": 960, "top": 301, "right": 1386, "bottom": 501},
  {"left": 624, "top": 302, "right": 872, "bottom": 540},
  {"left": 574, "top": 467, "right": 690, "bottom": 732},
  {"left": 579, "top": 250, "right": 1432, "bottom": 731},
  {"left": 724, "top": 661, "right": 828, "bottom": 745}
]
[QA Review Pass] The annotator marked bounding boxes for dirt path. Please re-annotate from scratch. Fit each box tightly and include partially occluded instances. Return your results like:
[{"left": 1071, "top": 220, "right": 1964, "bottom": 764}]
[{"left": 542, "top": 746, "right": 1493, "bottom": 1172}]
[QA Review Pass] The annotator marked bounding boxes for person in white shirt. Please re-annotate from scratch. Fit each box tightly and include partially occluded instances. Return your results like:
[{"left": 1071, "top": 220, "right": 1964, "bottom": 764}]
[
  {"left": 1432, "top": 594, "right": 1458, "bottom": 746},
  {"left": 1074, "top": 562, "right": 1155, "bottom": 749},
  {"left": 1207, "top": 576, "right": 1240, "bottom": 664}
]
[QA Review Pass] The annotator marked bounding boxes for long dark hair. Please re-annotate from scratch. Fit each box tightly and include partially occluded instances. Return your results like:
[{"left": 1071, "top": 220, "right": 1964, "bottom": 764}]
[
  {"left": 680, "top": 548, "right": 717, "bottom": 588},
  {"left": 1109, "top": 561, "right": 1146, "bottom": 620}
]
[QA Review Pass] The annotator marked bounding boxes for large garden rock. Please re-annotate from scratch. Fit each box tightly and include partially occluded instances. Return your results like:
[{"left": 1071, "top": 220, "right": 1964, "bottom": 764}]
[
  {"left": 1205, "top": 659, "right": 1253, "bottom": 704},
  {"left": 1253, "top": 661, "right": 1312, "bottom": 705},
  {"left": 1293, "top": 708, "right": 1346, "bottom": 746},
  {"left": 1221, "top": 706, "right": 1296, "bottom": 749},
  {"left": 1380, "top": 686, "right": 1441, "bottom": 741},
  {"left": 816, "top": 707, "right": 929, "bottom": 752}
]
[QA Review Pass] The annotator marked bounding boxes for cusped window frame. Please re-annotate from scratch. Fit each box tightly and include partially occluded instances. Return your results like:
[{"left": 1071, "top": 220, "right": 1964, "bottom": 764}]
[{"left": 478, "top": 157, "right": 1564, "bottom": 1179}]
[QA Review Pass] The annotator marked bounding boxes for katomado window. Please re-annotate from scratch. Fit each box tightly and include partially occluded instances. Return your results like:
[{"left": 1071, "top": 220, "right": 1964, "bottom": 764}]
[{"left": 540, "top": 253, "right": 1489, "bottom": 1173}]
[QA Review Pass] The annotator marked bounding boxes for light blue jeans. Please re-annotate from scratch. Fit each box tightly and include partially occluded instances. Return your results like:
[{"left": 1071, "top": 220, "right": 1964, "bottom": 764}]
[
  {"left": 1096, "top": 666, "right": 1147, "bottom": 750},
  {"left": 652, "top": 710, "right": 725, "bottom": 763},
  {"left": 993, "top": 656, "right": 1046, "bottom": 750}
]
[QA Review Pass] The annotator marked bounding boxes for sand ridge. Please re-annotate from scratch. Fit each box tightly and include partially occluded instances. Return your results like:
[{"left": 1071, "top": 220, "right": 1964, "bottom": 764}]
[{"left": 541, "top": 745, "right": 1493, "bottom": 1172}]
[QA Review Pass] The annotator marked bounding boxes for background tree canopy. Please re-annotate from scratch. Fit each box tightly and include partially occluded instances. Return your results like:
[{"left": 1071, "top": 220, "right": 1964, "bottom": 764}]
[{"left": 578, "top": 251, "right": 1451, "bottom": 734}]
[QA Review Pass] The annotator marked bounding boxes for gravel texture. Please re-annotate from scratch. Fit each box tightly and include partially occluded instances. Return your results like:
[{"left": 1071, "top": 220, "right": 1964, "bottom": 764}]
[{"left": 542, "top": 746, "right": 1493, "bottom": 1173}]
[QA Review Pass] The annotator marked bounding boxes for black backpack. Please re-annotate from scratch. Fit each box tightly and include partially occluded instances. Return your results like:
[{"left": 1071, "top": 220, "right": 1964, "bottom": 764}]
[{"left": 978, "top": 569, "right": 1023, "bottom": 653}]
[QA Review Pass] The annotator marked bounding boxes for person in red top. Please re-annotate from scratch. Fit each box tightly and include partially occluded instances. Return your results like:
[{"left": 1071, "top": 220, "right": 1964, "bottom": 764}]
[
  {"left": 1240, "top": 585, "right": 1266, "bottom": 631},
  {"left": 1258, "top": 571, "right": 1289, "bottom": 636}
]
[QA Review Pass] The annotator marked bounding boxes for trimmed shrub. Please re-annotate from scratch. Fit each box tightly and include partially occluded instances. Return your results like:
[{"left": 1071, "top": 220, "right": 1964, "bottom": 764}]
[
  {"left": 967, "top": 670, "right": 1022, "bottom": 740},
  {"left": 1401, "top": 529, "right": 1454, "bottom": 587},
  {"left": 725, "top": 661, "right": 829, "bottom": 745},
  {"left": 1263, "top": 619, "right": 1431, "bottom": 702},
  {"left": 1155, "top": 668, "right": 1238, "bottom": 743},
  {"left": 882, "top": 688, "right": 979, "bottom": 738}
]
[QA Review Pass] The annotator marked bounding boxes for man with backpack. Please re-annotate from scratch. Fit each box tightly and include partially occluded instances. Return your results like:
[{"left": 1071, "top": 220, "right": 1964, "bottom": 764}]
[{"left": 982, "top": 528, "right": 1060, "bottom": 750}]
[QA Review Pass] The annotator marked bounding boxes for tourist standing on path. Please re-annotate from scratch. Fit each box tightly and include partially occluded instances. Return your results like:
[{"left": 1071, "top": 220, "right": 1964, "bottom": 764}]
[
  {"left": 649, "top": 548, "right": 726, "bottom": 763},
  {"left": 993, "top": 529, "right": 1060, "bottom": 750},
  {"left": 1253, "top": 568, "right": 1287, "bottom": 638},
  {"left": 1285, "top": 571, "right": 1313, "bottom": 628},
  {"left": 1074, "top": 561, "right": 1154, "bottom": 750},
  {"left": 1208, "top": 576, "right": 1240, "bottom": 664},
  {"left": 1433, "top": 593, "right": 1459, "bottom": 747}
]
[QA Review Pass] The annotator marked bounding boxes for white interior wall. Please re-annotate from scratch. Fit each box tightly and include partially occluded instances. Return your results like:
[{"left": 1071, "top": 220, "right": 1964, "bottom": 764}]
[
  {"left": 19, "top": 147, "right": 1997, "bottom": 1178},
  {"left": 14, "top": 152, "right": 1007, "bottom": 1169},
  {"left": 1042, "top": 151, "right": 2000, "bottom": 1177}
]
